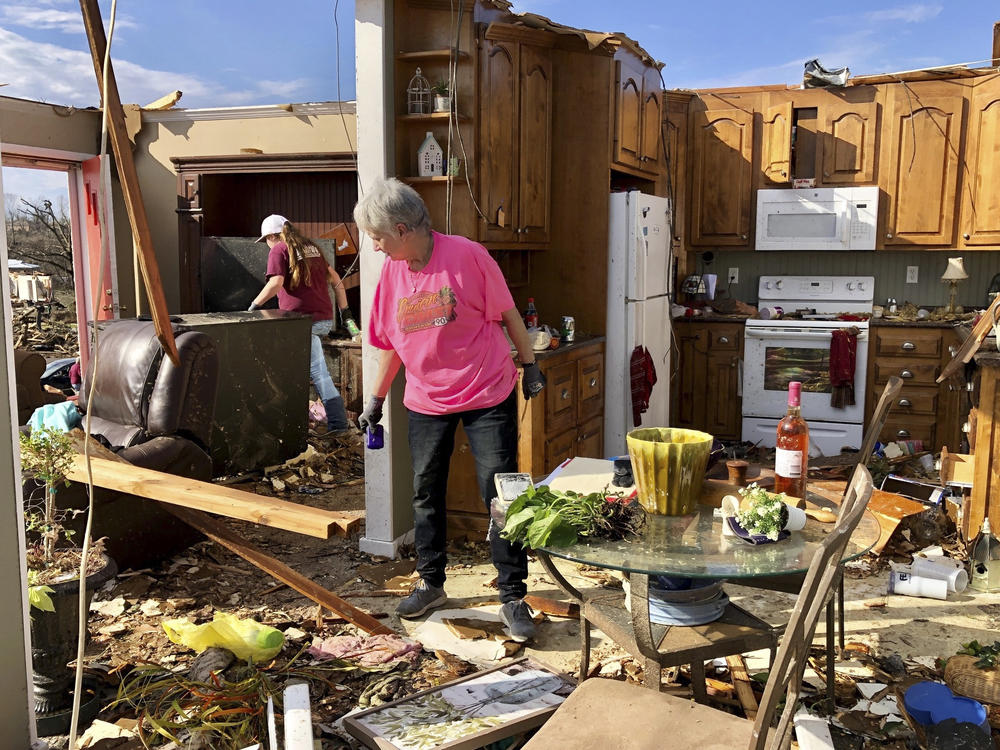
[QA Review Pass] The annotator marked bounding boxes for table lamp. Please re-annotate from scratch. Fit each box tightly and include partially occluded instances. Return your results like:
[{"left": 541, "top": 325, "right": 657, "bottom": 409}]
[{"left": 941, "top": 257, "right": 968, "bottom": 314}]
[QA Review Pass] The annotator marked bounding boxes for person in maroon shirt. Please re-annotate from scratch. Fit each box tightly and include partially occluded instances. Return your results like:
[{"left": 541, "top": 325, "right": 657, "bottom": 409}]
[{"left": 249, "top": 214, "right": 350, "bottom": 431}]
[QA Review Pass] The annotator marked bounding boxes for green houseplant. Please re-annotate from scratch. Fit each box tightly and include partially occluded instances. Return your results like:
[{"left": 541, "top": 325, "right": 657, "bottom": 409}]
[
  {"left": 20, "top": 427, "right": 116, "bottom": 727},
  {"left": 431, "top": 79, "right": 451, "bottom": 113}
]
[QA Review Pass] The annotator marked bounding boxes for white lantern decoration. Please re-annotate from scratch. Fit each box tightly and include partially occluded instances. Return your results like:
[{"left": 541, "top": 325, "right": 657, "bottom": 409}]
[
  {"left": 406, "top": 67, "right": 431, "bottom": 115},
  {"left": 417, "top": 131, "right": 444, "bottom": 177}
]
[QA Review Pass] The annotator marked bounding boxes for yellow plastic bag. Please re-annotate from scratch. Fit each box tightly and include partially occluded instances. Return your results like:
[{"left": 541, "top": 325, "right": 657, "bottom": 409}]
[{"left": 163, "top": 612, "right": 284, "bottom": 662}]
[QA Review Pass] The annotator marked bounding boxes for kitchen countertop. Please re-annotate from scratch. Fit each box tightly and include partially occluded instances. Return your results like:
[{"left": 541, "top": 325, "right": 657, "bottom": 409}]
[
  {"left": 869, "top": 318, "right": 964, "bottom": 328},
  {"left": 672, "top": 314, "right": 750, "bottom": 323}
]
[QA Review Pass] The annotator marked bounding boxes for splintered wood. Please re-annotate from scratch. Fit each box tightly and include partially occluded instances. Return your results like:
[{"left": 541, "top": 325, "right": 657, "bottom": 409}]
[{"left": 66, "top": 454, "right": 360, "bottom": 538}]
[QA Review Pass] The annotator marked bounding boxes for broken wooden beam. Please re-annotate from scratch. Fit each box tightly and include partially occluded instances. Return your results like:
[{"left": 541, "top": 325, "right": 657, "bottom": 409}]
[
  {"left": 167, "top": 505, "right": 392, "bottom": 635},
  {"left": 66, "top": 454, "right": 360, "bottom": 538},
  {"left": 725, "top": 655, "right": 759, "bottom": 721},
  {"left": 78, "top": 0, "right": 177, "bottom": 364}
]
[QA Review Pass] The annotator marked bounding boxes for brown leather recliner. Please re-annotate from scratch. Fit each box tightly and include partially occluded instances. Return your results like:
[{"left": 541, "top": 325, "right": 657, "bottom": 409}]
[{"left": 60, "top": 320, "right": 220, "bottom": 568}]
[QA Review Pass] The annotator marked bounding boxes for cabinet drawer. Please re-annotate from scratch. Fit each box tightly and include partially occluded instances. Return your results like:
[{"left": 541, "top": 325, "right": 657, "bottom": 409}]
[
  {"left": 577, "top": 354, "right": 604, "bottom": 423},
  {"left": 709, "top": 327, "right": 741, "bottom": 351},
  {"left": 576, "top": 416, "right": 603, "bottom": 459},
  {"left": 879, "top": 415, "right": 937, "bottom": 447},
  {"left": 891, "top": 386, "right": 938, "bottom": 416},
  {"left": 872, "top": 358, "right": 939, "bottom": 386},
  {"left": 873, "top": 329, "right": 942, "bottom": 358},
  {"left": 545, "top": 427, "right": 578, "bottom": 470},
  {"left": 545, "top": 360, "right": 578, "bottom": 435}
]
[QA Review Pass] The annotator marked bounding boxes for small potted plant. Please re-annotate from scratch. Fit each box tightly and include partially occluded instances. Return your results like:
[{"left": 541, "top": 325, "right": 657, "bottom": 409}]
[
  {"left": 723, "top": 483, "right": 806, "bottom": 542},
  {"left": 20, "top": 427, "right": 116, "bottom": 727},
  {"left": 431, "top": 79, "right": 451, "bottom": 113}
]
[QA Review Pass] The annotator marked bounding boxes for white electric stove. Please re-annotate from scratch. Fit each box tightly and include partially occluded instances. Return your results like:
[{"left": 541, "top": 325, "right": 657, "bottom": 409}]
[{"left": 742, "top": 276, "right": 874, "bottom": 456}]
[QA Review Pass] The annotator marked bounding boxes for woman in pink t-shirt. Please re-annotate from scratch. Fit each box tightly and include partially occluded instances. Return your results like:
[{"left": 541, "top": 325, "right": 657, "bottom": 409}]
[
  {"left": 249, "top": 215, "right": 354, "bottom": 431},
  {"left": 354, "top": 179, "right": 545, "bottom": 642}
]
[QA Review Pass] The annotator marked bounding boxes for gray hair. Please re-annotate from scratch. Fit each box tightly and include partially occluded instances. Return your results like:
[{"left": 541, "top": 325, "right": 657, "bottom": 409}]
[{"left": 353, "top": 178, "right": 432, "bottom": 236}]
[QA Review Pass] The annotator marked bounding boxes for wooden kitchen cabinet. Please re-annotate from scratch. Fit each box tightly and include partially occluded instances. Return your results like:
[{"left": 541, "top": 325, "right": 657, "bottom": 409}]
[
  {"left": 865, "top": 325, "right": 962, "bottom": 452},
  {"left": 478, "top": 24, "right": 553, "bottom": 246},
  {"left": 445, "top": 338, "right": 606, "bottom": 537},
  {"left": 664, "top": 92, "right": 691, "bottom": 248},
  {"left": 612, "top": 53, "right": 663, "bottom": 176},
  {"left": 959, "top": 73, "right": 1000, "bottom": 248},
  {"left": 672, "top": 320, "right": 743, "bottom": 440},
  {"left": 880, "top": 83, "right": 964, "bottom": 247},
  {"left": 688, "top": 96, "right": 755, "bottom": 247}
]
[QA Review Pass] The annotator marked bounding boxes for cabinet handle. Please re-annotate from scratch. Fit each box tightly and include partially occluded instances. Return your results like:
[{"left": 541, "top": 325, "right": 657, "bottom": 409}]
[
  {"left": 561, "top": 389, "right": 570, "bottom": 400},
  {"left": 719, "top": 336, "right": 730, "bottom": 344},
  {"left": 964, "top": 233, "right": 971, "bottom": 240},
  {"left": 589, "top": 377, "right": 597, "bottom": 388},
  {"left": 898, "top": 398, "right": 912, "bottom": 407},
  {"left": 901, "top": 342, "right": 916, "bottom": 351},
  {"left": 900, "top": 369, "right": 914, "bottom": 379},
  {"left": 740, "top": 234, "right": 747, "bottom": 240},
  {"left": 896, "top": 429, "right": 911, "bottom": 438},
  {"left": 886, "top": 233, "right": 893, "bottom": 239}
]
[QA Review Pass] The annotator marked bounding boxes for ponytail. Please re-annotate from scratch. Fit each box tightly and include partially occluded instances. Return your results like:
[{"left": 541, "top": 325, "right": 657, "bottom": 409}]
[{"left": 280, "top": 221, "right": 315, "bottom": 289}]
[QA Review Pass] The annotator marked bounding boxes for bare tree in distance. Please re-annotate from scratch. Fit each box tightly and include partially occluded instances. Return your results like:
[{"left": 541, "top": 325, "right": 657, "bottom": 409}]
[{"left": 5, "top": 196, "right": 73, "bottom": 280}]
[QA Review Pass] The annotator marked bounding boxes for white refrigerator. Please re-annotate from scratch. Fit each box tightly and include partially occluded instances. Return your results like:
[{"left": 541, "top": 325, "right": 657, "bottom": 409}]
[{"left": 604, "top": 191, "right": 673, "bottom": 456}]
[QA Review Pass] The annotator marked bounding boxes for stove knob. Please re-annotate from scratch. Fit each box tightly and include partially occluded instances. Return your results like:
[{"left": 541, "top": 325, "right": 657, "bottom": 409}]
[
  {"left": 775, "top": 280, "right": 783, "bottom": 290},
  {"left": 763, "top": 281, "right": 772, "bottom": 290},
  {"left": 847, "top": 282, "right": 856, "bottom": 291},
  {"left": 857, "top": 281, "right": 865, "bottom": 291}
]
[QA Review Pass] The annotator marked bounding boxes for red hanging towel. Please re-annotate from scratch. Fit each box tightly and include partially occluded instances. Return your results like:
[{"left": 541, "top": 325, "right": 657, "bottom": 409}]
[
  {"left": 630, "top": 346, "right": 658, "bottom": 426},
  {"left": 829, "top": 327, "right": 858, "bottom": 408}
]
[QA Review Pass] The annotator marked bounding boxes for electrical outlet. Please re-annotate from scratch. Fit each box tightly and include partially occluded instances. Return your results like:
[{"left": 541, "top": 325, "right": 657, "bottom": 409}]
[
  {"left": 728, "top": 267, "right": 739, "bottom": 285},
  {"left": 906, "top": 266, "right": 919, "bottom": 284}
]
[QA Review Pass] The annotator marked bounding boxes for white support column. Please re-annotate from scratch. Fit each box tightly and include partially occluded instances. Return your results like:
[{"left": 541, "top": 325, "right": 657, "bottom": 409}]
[
  {"left": 0, "top": 148, "right": 43, "bottom": 747},
  {"left": 356, "top": 0, "right": 414, "bottom": 558}
]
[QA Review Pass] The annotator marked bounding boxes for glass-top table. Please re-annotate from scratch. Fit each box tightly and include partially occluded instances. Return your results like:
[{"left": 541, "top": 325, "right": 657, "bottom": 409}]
[{"left": 539, "top": 502, "right": 880, "bottom": 579}]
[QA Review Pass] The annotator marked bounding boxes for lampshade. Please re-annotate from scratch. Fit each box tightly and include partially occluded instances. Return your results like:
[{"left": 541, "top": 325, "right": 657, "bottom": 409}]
[{"left": 941, "top": 257, "right": 968, "bottom": 281}]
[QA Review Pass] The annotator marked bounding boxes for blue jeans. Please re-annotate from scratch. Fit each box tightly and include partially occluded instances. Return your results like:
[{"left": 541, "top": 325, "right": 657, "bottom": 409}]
[
  {"left": 407, "top": 388, "right": 527, "bottom": 603},
  {"left": 309, "top": 320, "right": 340, "bottom": 401}
]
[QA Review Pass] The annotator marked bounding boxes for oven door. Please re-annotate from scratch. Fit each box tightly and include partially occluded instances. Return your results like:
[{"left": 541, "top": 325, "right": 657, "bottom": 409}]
[{"left": 742, "top": 325, "right": 868, "bottom": 425}]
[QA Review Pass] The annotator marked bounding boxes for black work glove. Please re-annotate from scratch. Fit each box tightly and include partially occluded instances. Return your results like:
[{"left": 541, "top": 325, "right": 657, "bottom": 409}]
[
  {"left": 521, "top": 362, "right": 546, "bottom": 400},
  {"left": 358, "top": 395, "right": 385, "bottom": 431}
]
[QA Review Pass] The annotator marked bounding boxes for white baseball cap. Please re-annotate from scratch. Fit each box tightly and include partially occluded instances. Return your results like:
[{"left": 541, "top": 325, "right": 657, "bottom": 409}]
[{"left": 257, "top": 214, "right": 288, "bottom": 242}]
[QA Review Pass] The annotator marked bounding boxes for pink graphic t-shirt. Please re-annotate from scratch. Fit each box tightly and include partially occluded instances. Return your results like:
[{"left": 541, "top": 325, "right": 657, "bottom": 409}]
[{"left": 368, "top": 232, "right": 518, "bottom": 415}]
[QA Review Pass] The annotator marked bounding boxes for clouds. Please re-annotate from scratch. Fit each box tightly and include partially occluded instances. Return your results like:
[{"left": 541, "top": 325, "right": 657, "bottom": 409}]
[
  {"left": 865, "top": 4, "right": 943, "bottom": 24},
  {"left": 0, "top": 3, "right": 137, "bottom": 35}
]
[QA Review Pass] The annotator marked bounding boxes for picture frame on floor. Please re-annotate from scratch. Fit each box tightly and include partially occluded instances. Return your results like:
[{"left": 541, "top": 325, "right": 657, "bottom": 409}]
[{"left": 343, "top": 657, "right": 575, "bottom": 750}]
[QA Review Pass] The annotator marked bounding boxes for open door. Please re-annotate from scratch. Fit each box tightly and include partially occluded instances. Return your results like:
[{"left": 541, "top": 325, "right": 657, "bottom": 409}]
[{"left": 69, "top": 155, "right": 117, "bottom": 368}]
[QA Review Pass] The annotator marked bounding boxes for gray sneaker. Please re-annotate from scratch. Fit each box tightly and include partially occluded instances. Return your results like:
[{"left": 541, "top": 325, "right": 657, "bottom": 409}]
[
  {"left": 499, "top": 599, "right": 536, "bottom": 643},
  {"left": 396, "top": 580, "right": 447, "bottom": 618}
]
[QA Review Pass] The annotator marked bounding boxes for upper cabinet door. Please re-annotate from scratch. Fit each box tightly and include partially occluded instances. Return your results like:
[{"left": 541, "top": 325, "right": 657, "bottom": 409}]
[
  {"left": 960, "top": 75, "right": 1000, "bottom": 247},
  {"left": 518, "top": 44, "right": 552, "bottom": 244},
  {"left": 821, "top": 97, "right": 878, "bottom": 184},
  {"left": 664, "top": 94, "right": 690, "bottom": 248},
  {"left": 689, "top": 105, "right": 754, "bottom": 246},
  {"left": 882, "top": 86, "right": 964, "bottom": 246},
  {"left": 761, "top": 100, "right": 792, "bottom": 184},
  {"left": 639, "top": 67, "right": 663, "bottom": 171},
  {"left": 614, "top": 60, "right": 643, "bottom": 170},
  {"left": 479, "top": 38, "right": 519, "bottom": 244}
]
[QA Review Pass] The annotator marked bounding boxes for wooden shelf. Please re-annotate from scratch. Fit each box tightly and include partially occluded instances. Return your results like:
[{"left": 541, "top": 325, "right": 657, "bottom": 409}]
[
  {"left": 397, "top": 112, "right": 469, "bottom": 122},
  {"left": 401, "top": 175, "right": 454, "bottom": 184},
  {"left": 397, "top": 49, "right": 470, "bottom": 62}
]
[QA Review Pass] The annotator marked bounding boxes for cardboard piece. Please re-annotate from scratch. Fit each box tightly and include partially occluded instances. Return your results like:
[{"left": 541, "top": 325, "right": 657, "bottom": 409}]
[{"left": 867, "top": 489, "right": 928, "bottom": 554}]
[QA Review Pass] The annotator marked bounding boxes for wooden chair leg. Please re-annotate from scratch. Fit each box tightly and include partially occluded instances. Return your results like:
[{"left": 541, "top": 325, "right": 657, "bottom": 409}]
[
  {"left": 690, "top": 659, "right": 707, "bottom": 702},
  {"left": 578, "top": 614, "right": 591, "bottom": 684},
  {"left": 644, "top": 658, "right": 662, "bottom": 690}
]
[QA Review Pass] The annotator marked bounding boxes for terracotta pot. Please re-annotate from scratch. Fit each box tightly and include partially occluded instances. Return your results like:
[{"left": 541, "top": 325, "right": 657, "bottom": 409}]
[{"left": 30, "top": 554, "right": 117, "bottom": 718}]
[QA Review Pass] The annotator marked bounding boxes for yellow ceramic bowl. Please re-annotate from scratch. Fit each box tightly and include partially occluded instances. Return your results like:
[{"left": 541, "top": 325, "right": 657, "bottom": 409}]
[{"left": 626, "top": 427, "right": 714, "bottom": 515}]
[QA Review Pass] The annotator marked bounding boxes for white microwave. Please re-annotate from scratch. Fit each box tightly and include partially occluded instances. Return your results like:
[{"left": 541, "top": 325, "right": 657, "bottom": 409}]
[{"left": 755, "top": 186, "right": 878, "bottom": 251}]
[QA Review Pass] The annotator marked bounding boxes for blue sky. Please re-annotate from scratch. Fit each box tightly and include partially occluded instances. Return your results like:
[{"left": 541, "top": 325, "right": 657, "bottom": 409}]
[{"left": 2, "top": 0, "right": 998, "bottom": 201}]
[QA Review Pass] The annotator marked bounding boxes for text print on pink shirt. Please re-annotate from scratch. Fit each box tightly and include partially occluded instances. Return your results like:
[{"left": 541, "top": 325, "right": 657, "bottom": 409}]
[{"left": 396, "top": 287, "right": 458, "bottom": 334}]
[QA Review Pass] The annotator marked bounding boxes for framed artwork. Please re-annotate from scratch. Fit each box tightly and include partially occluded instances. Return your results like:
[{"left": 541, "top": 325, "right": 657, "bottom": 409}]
[{"left": 343, "top": 657, "right": 575, "bottom": 750}]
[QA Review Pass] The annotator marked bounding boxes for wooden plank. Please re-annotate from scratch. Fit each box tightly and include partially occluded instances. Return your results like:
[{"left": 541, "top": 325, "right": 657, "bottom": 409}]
[
  {"left": 78, "top": 0, "right": 177, "bottom": 365},
  {"left": 725, "top": 655, "right": 759, "bottom": 721},
  {"left": 523, "top": 594, "right": 579, "bottom": 619},
  {"left": 970, "top": 359, "right": 1000, "bottom": 538},
  {"left": 65, "top": 454, "right": 361, "bottom": 538},
  {"left": 938, "top": 294, "right": 1000, "bottom": 382}
]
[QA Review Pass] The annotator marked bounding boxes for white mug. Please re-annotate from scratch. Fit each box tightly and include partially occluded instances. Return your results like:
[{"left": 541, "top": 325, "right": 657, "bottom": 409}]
[
  {"left": 759, "top": 306, "right": 783, "bottom": 320},
  {"left": 911, "top": 555, "right": 969, "bottom": 593},
  {"left": 783, "top": 503, "right": 807, "bottom": 531},
  {"left": 888, "top": 566, "right": 948, "bottom": 600}
]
